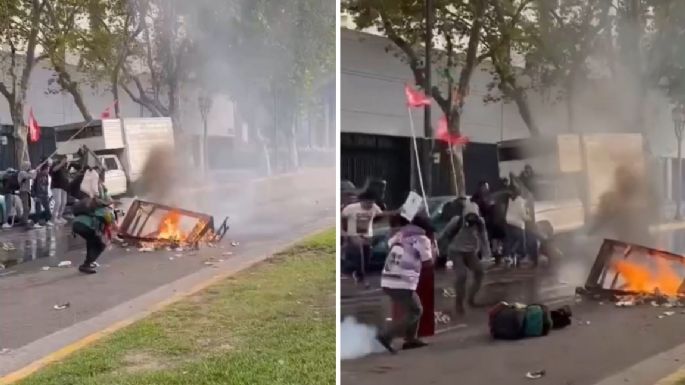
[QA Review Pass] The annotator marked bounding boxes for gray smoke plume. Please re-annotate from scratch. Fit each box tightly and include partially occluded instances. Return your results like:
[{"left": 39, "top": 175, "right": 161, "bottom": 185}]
[{"left": 340, "top": 317, "right": 385, "bottom": 360}]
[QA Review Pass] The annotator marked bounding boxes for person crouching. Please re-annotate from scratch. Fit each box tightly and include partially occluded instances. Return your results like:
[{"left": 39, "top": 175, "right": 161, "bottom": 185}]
[
  {"left": 376, "top": 214, "right": 434, "bottom": 353},
  {"left": 72, "top": 197, "right": 114, "bottom": 274}
]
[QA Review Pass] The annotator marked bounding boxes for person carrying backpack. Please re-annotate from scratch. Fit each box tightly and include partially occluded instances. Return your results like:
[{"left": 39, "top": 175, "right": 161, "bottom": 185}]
[
  {"left": 72, "top": 196, "right": 115, "bottom": 274},
  {"left": 376, "top": 214, "right": 433, "bottom": 353},
  {"left": 438, "top": 200, "right": 491, "bottom": 316}
]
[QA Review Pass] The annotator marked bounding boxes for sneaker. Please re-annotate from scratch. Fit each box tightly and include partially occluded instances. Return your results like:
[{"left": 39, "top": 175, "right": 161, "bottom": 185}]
[
  {"left": 78, "top": 265, "right": 97, "bottom": 274},
  {"left": 32, "top": 223, "right": 43, "bottom": 229},
  {"left": 2, "top": 223, "right": 11, "bottom": 229},
  {"left": 57, "top": 218, "right": 67, "bottom": 225},
  {"left": 46, "top": 221, "right": 54, "bottom": 227},
  {"left": 402, "top": 340, "right": 428, "bottom": 350},
  {"left": 90, "top": 262, "right": 100, "bottom": 268},
  {"left": 376, "top": 335, "right": 396, "bottom": 354}
]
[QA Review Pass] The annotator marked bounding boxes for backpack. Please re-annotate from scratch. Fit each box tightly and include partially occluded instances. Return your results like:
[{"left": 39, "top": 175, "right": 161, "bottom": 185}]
[
  {"left": 489, "top": 302, "right": 526, "bottom": 340},
  {"left": 3, "top": 171, "right": 19, "bottom": 193},
  {"left": 72, "top": 197, "right": 96, "bottom": 216},
  {"left": 488, "top": 302, "right": 552, "bottom": 340}
]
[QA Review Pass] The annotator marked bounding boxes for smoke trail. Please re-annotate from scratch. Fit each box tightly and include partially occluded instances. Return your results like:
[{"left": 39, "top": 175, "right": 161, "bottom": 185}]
[{"left": 340, "top": 316, "right": 385, "bottom": 360}]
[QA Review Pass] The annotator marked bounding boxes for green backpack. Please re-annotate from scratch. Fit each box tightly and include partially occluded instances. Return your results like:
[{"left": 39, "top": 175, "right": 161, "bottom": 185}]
[{"left": 523, "top": 304, "right": 552, "bottom": 337}]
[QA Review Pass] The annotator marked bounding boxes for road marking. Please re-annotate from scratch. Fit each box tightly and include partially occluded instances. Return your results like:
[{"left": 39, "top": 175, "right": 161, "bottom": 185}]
[{"left": 0, "top": 227, "right": 332, "bottom": 385}]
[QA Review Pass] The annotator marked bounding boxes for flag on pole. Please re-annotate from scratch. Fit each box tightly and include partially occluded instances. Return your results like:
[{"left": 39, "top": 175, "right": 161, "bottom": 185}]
[
  {"left": 404, "top": 84, "right": 431, "bottom": 108},
  {"left": 28, "top": 108, "right": 40, "bottom": 143},
  {"left": 436, "top": 115, "right": 469, "bottom": 146},
  {"left": 100, "top": 100, "right": 118, "bottom": 119}
]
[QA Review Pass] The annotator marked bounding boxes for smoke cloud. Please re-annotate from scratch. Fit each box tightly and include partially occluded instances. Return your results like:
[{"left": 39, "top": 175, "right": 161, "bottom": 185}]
[{"left": 340, "top": 316, "right": 385, "bottom": 360}]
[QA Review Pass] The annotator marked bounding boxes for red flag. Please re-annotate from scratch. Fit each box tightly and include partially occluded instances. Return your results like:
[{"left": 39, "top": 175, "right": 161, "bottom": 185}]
[
  {"left": 405, "top": 84, "right": 431, "bottom": 108},
  {"left": 100, "top": 100, "right": 118, "bottom": 119},
  {"left": 436, "top": 115, "right": 469, "bottom": 146},
  {"left": 28, "top": 108, "right": 40, "bottom": 143}
]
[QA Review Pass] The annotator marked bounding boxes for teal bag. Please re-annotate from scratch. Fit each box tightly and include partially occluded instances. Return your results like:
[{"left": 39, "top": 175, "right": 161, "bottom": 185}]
[{"left": 523, "top": 304, "right": 552, "bottom": 337}]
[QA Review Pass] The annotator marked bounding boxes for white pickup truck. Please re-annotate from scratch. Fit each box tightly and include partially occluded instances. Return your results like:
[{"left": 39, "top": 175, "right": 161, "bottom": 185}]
[{"left": 56, "top": 117, "right": 175, "bottom": 197}]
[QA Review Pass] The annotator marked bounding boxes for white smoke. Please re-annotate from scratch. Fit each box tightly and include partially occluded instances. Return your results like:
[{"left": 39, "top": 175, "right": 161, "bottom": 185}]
[{"left": 340, "top": 316, "right": 385, "bottom": 360}]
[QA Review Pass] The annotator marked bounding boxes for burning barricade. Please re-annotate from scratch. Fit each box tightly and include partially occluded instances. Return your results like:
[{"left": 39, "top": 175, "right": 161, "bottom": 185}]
[
  {"left": 117, "top": 199, "right": 229, "bottom": 251},
  {"left": 576, "top": 239, "right": 685, "bottom": 307}
]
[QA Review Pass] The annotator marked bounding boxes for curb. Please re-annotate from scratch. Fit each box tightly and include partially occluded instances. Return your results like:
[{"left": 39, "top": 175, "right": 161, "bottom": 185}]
[
  {"left": 654, "top": 368, "right": 685, "bottom": 385},
  {"left": 0, "top": 226, "right": 333, "bottom": 385}
]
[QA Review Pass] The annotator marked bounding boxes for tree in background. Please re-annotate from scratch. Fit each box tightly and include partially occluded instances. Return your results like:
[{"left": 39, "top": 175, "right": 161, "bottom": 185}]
[{"left": 0, "top": 0, "right": 47, "bottom": 165}]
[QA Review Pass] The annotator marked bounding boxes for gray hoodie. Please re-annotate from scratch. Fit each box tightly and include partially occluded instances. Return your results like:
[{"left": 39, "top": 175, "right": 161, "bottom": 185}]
[
  {"left": 18, "top": 161, "right": 35, "bottom": 193},
  {"left": 438, "top": 201, "right": 491, "bottom": 258}
]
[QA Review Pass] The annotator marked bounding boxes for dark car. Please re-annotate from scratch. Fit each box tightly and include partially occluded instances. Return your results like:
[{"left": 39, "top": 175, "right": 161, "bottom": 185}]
[
  {"left": 341, "top": 179, "right": 357, "bottom": 209},
  {"left": 365, "top": 196, "right": 457, "bottom": 272}
]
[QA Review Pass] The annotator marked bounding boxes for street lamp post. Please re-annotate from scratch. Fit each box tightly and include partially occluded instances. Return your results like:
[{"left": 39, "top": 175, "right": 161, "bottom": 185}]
[
  {"left": 423, "top": 0, "right": 434, "bottom": 197},
  {"left": 198, "top": 93, "right": 213, "bottom": 176},
  {"left": 672, "top": 105, "right": 684, "bottom": 220}
]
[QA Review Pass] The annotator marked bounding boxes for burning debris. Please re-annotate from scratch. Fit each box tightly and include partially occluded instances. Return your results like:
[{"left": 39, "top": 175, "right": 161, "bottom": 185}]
[
  {"left": 577, "top": 239, "right": 685, "bottom": 307},
  {"left": 118, "top": 199, "right": 229, "bottom": 251}
]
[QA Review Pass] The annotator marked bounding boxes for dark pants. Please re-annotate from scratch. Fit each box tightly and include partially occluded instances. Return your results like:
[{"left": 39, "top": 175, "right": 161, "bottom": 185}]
[
  {"left": 505, "top": 225, "right": 526, "bottom": 260},
  {"left": 72, "top": 222, "right": 105, "bottom": 267},
  {"left": 33, "top": 194, "right": 50, "bottom": 224},
  {"left": 344, "top": 239, "right": 370, "bottom": 283},
  {"left": 19, "top": 191, "right": 30, "bottom": 224},
  {"left": 452, "top": 251, "right": 484, "bottom": 309},
  {"left": 379, "top": 288, "right": 422, "bottom": 342}
]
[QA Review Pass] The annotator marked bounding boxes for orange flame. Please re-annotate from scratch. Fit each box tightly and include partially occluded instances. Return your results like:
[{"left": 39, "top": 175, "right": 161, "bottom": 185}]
[
  {"left": 157, "top": 212, "right": 185, "bottom": 242},
  {"left": 612, "top": 256, "right": 683, "bottom": 296}
]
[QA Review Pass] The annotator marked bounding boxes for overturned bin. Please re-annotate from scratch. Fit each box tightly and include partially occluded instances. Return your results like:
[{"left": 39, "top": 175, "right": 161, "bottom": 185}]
[
  {"left": 577, "top": 239, "right": 685, "bottom": 299},
  {"left": 118, "top": 199, "right": 229, "bottom": 248}
]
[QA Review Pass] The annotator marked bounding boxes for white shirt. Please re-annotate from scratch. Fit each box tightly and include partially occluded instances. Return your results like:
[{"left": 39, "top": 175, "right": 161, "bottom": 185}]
[
  {"left": 381, "top": 231, "right": 432, "bottom": 291},
  {"left": 341, "top": 202, "right": 382, "bottom": 237},
  {"left": 506, "top": 196, "right": 529, "bottom": 229}
]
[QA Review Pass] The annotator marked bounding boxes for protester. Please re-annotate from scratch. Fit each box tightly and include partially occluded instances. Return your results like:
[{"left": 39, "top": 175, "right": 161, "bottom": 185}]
[
  {"left": 438, "top": 200, "right": 491, "bottom": 315},
  {"left": 50, "top": 156, "right": 69, "bottom": 224},
  {"left": 341, "top": 190, "right": 383, "bottom": 287},
  {"left": 18, "top": 161, "right": 38, "bottom": 228},
  {"left": 519, "top": 164, "right": 537, "bottom": 198},
  {"left": 32, "top": 161, "right": 52, "bottom": 226},
  {"left": 376, "top": 213, "right": 433, "bottom": 353},
  {"left": 1, "top": 168, "right": 18, "bottom": 229},
  {"left": 72, "top": 196, "right": 114, "bottom": 274},
  {"left": 505, "top": 186, "right": 529, "bottom": 267}
]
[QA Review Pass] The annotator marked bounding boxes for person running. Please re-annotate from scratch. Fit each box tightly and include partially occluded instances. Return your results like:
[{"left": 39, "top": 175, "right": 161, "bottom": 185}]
[
  {"left": 50, "top": 156, "right": 69, "bottom": 224},
  {"left": 341, "top": 191, "right": 382, "bottom": 287},
  {"left": 376, "top": 214, "right": 433, "bottom": 353},
  {"left": 72, "top": 197, "right": 115, "bottom": 274},
  {"left": 438, "top": 201, "right": 491, "bottom": 315}
]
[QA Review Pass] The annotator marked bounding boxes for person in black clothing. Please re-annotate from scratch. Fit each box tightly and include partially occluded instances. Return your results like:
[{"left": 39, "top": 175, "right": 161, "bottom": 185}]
[
  {"left": 50, "top": 156, "right": 69, "bottom": 224},
  {"left": 32, "top": 161, "right": 51, "bottom": 226}
]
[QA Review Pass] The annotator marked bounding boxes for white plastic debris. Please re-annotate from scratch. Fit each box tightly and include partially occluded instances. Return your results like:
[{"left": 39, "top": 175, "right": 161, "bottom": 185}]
[
  {"left": 446, "top": 260, "right": 454, "bottom": 269},
  {"left": 169, "top": 257, "right": 175, "bottom": 261},
  {"left": 222, "top": 251, "right": 233, "bottom": 256},
  {"left": 231, "top": 241, "right": 240, "bottom": 247},
  {"left": 663, "top": 311, "right": 676, "bottom": 317},
  {"left": 53, "top": 303, "right": 70, "bottom": 310},
  {"left": 526, "top": 370, "right": 546, "bottom": 380},
  {"left": 139, "top": 247, "right": 154, "bottom": 252},
  {"left": 442, "top": 288, "right": 456, "bottom": 298},
  {"left": 57, "top": 261, "right": 72, "bottom": 268},
  {"left": 0, "top": 348, "right": 11, "bottom": 355},
  {"left": 616, "top": 299, "right": 635, "bottom": 307},
  {"left": 41, "top": 266, "right": 50, "bottom": 271}
]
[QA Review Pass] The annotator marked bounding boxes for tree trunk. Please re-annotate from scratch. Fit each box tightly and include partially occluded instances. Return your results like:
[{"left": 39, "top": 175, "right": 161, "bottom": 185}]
[
  {"left": 54, "top": 63, "right": 92, "bottom": 121},
  {"left": 112, "top": 75, "right": 120, "bottom": 117},
  {"left": 565, "top": 78, "right": 576, "bottom": 133},
  {"left": 446, "top": 116, "right": 467, "bottom": 197},
  {"left": 11, "top": 106, "right": 28, "bottom": 167},
  {"left": 509, "top": 85, "right": 540, "bottom": 136}
]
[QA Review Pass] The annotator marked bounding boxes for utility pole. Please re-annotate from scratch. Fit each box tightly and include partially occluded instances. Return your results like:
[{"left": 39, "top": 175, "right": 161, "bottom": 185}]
[
  {"left": 198, "top": 92, "right": 212, "bottom": 176},
  {"left": 423, "top": 0, "right": 434, "bottom": 197}
]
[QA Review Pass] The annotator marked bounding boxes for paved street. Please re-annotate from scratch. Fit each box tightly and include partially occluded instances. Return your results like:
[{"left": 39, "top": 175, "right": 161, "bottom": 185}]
[
  {"left": 341, "top": 228, "right": 685, "bottom": 385},
  {"left": 0, "top": 168, "right": 334, "bottom": 375}
]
